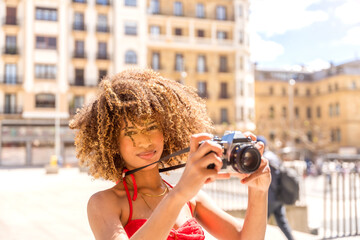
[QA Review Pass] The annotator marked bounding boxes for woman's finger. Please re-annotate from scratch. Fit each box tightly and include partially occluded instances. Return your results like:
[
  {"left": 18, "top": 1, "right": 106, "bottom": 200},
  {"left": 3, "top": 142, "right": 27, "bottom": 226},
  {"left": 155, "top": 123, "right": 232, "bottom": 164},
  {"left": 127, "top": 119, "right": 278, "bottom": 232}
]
[{"left": 189, "top": 133, "right": 213, "bottom": 154}]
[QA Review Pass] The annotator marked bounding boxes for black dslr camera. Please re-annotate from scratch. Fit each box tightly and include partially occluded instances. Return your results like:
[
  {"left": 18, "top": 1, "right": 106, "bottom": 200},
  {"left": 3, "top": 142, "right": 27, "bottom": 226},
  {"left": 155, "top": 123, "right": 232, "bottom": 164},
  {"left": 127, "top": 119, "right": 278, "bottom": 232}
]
[{"left": 207, "top": 131, "right": 261, "bottom": 174}]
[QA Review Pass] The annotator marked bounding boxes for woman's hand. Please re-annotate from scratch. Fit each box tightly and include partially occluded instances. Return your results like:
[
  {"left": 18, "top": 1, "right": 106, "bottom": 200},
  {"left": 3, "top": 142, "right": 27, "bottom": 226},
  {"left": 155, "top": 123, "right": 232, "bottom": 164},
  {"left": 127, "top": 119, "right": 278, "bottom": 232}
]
[
  {"left": 173, "top": 133, "right": 223, "bottom": 201},
  {"left": 229, "top": 132, "right": 271, "bottom": 192}
]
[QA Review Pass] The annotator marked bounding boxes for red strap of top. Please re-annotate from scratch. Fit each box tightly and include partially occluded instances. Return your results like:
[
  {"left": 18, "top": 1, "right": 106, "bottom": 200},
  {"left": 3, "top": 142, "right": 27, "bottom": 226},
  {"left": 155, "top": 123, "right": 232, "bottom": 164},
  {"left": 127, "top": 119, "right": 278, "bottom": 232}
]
[{"left": 122, "top": 169, "right": 138, "bottom": 223}]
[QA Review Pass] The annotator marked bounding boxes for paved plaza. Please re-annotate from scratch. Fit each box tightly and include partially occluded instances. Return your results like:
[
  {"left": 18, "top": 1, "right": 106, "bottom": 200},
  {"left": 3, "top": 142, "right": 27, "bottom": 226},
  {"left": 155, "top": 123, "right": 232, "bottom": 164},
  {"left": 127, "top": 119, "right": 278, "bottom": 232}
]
[{"left": 0, "top": 167, "right": 326, "bottom": 240}]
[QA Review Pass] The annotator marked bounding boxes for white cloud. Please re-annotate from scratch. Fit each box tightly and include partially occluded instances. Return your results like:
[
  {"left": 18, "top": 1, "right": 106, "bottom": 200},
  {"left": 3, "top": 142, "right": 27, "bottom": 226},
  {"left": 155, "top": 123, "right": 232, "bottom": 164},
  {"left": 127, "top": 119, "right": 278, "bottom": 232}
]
[
  {"left": 250, "top": 0, "right": 328, "bottom": 37},
  {"left": 250, "top": 32, "right": 284, "bottom": 62},
  {"left": 334, "top": 0, "right": 360, "bottom": 25},
  {"left": 339, "top": 27, "right": 360, "bottom": 45},
  {"left": 303, "top": 58, "right": 331, "bottom": 71}
]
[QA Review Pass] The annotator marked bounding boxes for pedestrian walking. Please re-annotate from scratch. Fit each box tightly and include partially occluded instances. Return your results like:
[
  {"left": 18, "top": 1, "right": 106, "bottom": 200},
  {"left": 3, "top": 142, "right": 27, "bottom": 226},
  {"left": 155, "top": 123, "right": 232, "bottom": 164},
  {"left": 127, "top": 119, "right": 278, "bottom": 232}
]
[
  {"left": 257, "top": 136, "right": 295, "bottom": 240},
  {"left": 69, "top": 69, "right": 271, "bottom": 240}
]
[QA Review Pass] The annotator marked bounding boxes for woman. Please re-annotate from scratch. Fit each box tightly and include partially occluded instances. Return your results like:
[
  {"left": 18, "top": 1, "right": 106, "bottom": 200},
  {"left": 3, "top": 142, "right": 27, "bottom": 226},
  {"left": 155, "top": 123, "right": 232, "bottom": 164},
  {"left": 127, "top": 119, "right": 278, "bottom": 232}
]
[{"left": 69, "top": 69, "right": 271, "bottom": 240}]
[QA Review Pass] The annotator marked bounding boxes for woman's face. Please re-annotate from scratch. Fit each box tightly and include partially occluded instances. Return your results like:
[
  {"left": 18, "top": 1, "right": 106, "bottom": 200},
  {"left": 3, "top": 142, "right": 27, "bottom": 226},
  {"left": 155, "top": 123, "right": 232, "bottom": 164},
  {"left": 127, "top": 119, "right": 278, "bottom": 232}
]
[{"left": 118, "top": 119, "right": 164, "bottom": 170}]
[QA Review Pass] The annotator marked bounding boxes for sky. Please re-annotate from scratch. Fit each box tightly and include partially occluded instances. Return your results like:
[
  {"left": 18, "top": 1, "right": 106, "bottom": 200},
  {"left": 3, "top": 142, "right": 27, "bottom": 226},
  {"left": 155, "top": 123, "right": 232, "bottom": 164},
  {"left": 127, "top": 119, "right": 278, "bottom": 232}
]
[{"left": 249, "top": 0, "right": 360, "bottom": 71}]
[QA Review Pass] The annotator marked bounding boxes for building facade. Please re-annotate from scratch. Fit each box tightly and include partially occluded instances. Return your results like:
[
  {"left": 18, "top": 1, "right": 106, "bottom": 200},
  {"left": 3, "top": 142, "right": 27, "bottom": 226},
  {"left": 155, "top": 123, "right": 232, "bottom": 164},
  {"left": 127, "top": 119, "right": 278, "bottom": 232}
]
[
  {"left": 255, "top": 60, "right": 360, "bottom": 156},
  {"left": 0, "top": 0, "right": 253, "bottom": 166}
]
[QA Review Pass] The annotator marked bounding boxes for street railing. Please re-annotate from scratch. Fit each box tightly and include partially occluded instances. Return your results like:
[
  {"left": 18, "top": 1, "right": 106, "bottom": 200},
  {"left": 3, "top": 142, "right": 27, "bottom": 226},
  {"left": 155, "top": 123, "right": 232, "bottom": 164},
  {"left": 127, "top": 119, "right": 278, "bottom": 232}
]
[{"left": 322, "top": 168, "right": 360, "bottom": 239}]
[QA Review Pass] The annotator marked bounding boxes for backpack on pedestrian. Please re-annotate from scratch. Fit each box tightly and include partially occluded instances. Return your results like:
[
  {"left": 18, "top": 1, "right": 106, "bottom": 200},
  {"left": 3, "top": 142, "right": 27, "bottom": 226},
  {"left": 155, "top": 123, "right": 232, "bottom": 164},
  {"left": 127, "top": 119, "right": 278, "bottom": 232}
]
[{"left": 276, "top": 164, "right": 300, "bottom": 205}]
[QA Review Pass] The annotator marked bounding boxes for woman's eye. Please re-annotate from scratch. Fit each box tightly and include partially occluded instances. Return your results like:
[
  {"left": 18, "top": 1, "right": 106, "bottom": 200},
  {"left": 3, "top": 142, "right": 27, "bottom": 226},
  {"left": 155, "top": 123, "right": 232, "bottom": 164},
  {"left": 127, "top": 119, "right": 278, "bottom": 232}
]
[
  {"left": 147, "top": 125, "right": 159, "bottom": 131},
  {"left": 125, "top": 131, "right": 137, "bottom": 136}
]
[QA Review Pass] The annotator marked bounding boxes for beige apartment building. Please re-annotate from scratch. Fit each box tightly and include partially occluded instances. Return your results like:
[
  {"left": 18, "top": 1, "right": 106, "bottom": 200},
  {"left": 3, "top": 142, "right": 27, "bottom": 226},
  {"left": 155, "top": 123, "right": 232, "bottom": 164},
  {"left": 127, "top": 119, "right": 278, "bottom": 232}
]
[
  {"left": 255, "top": 60, "right": 360, "bottom": 156},
  {"left": 0, "top": 0, "right": 253, "bottom": 166}
]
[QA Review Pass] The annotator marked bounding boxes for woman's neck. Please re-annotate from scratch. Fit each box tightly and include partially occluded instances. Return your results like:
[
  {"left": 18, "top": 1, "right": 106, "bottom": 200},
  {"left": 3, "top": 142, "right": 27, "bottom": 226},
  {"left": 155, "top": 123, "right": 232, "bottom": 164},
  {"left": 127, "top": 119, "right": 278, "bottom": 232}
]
[{"left": 126, "top": 167, "right": 165, "bottom": 191}]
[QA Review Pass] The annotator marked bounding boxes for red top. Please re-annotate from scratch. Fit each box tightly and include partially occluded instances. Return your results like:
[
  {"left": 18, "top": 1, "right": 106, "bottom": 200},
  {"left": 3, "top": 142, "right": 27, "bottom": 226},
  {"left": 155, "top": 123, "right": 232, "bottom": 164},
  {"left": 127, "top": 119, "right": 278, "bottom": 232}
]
[{"left": 121, "top": 170, "right": 205, "bottom": 240}]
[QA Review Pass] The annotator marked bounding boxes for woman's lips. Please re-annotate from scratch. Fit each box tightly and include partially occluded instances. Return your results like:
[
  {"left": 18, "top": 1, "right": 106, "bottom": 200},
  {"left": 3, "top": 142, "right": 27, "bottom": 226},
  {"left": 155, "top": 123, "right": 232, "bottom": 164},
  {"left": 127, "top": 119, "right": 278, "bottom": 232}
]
[{"left": 137, "top": 151, "right": 156, "bottom": 160}]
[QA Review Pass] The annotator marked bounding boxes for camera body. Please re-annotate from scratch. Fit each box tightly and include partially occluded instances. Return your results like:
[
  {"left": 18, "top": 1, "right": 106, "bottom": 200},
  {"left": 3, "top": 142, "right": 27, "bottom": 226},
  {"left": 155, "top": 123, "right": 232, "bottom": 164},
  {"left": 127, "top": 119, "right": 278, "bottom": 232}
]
[{"left": 209, "top": 131, "right": 261, "bottom": 174}]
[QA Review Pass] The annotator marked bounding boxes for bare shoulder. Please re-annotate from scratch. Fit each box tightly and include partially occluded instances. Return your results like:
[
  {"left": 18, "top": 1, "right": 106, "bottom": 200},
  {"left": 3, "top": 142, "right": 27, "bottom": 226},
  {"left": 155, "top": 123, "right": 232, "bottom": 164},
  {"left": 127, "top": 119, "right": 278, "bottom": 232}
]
[{"left": 87, "top": 184, "right": 130, "bottom": 225}]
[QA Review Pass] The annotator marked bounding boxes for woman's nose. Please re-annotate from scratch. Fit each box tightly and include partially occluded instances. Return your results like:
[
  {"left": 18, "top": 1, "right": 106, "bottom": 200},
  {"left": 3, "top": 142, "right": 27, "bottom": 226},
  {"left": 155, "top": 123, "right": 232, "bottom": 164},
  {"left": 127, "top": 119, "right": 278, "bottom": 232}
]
[{"left": 135, "top": 132, "right": 152, "bottom": 147}]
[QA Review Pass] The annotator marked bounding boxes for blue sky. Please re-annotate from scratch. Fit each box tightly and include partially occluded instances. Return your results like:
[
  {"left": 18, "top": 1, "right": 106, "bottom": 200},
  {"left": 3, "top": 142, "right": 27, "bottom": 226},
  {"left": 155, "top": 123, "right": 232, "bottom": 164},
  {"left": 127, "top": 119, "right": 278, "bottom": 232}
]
[{"left": 249, "top": 0, "right": 360, "bottom": 71}]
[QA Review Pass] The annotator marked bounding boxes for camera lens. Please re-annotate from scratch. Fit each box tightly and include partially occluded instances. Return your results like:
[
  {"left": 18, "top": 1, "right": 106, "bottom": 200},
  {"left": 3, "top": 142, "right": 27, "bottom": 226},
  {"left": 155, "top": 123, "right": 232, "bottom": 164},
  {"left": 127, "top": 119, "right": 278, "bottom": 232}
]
[{"left": 230, "top": 145, "right": 261, "bottom": 173}]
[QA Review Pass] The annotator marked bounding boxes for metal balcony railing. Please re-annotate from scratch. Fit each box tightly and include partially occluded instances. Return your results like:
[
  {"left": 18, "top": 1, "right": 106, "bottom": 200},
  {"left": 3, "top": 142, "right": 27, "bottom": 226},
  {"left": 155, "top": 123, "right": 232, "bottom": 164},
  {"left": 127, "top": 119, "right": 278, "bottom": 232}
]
[
  {"left": 96, "top": 25, "right": 110, "bottom": 33},
  {"left": 1, "top": 106, "right": 23, "bottom": 114},
  {"left": 72, "top": 51, "right": 87, "bottom": 59},
  {"left": 3, "top": 47, "right": 19, "bottom": 55},
  {"left": 72, "top": 23, "right": 86, "bottom": 31},
  {"left": 3, "top": 17, "right": 19, "bottom": 26},
  {"left": 96, "top": 52, "right": 110, "bottom": 60},
  {"left": 0, "top": 76, "right": 22, "bottom": 84},
  {"left": 72, "top": 0, "right": 87, "bottom": 3},
  {"left": 96, "top": 0, "right": 111, "bottom": 6}
]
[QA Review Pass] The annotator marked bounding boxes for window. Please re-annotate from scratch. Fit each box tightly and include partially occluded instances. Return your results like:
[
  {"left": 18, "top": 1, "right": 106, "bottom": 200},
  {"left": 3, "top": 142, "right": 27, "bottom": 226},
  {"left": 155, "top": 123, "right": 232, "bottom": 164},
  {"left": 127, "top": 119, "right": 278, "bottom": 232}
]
[
  {"left": 197, "top": 55, "right": 206, "bottom": 73},
  {"left": 219, "top": 56, "right": 228, "bottom": 72},
  {"left": 74, "top": 40, "right": 85, "bottom": 58},
  {"left": 306, "top": 107, "right": 311, "bottom": 119},
  {"left": 35, "top": 64, "right": 57, "bottom": 79},
  {"left": 269, "top": 86, "right": 274, "bottom": 95},
  {"left": 294, "top": 87, "right": 298, "bottom": 96},
  {"left": 125, "top": 22, "right": 137, "bottom": 35},
  {"left": 125, "top": 0, "right": 136, "bottom": 7},
  {"left": 174, "top": 28, "right": 182, "bottom": 36},
  {"left": 217, "top": 31, "right": 227, "bottom": 39},
  {"left": 239, "top": 81, "right": 244, "bottom": 96},
  {"left": 336, "top": 128, "right": 341, "bottom": 142},
  {"left": 306, "top": 88, "right": 311, "bottom": 96},
  {"left": 269, "top": 106, "right": 274, "bottom": 119},
  {"left": 151, "top": 52, "right": 160, "bottom": 70},
  {"left": 5, "top": 36, "right": 17, "bottom": 54},
  {"left": 307, "top": 131, "right": 312, "bottom": 142},
  {"left": 174, "top": 2, "right": 183, "bottom": 16},
  {"left": 328, "top": 84, "right": 332, "bottom": 93},
  {"left": 197, "top": 81, "right": 208, "bottom": 98},
  {"left": 294, "top": 107, "right": 299, "bottom": 118},
  {"left": 316, "top": 106, "right": 321, "bottom": 118},
  {"left": 238, "top": 31, "right": 243, "bottom": 44},
  {"left": 216, "top": 6, "right": 226, "bottom": 20},
  {"left": 350, "top": 81, "right": 357, "bottom": 89},
  {"left": 196, "top": 3, "right": 205, "bottom": 18},
  {"left": 329, "top": 104, "right": 333, "bottom": 117},
  {"left": 75, "top": 69, "right": 84, "bottom": 86},
  {"left": 73, "top": 12, "right": 85, "bottom": 30},
  {"left": 125, "top": 50, "right": 137, "bottom": 64},
  {"left": 98, "top": 69, "right": 107, "bottom": 83},
  {"left": 150, "top": 0, "right": 160, "bottom": 14},
  {"left": 282, "top": 106, "right": 287, "bottom": 118},
  {"left": 220, "top": 108, "right": 229, "bottom": 123},
  {"left": 73, "top": 0, "right": 86, "bottom": 2},
  {"left": 175, "top": 54, "right": 184, "bottom": 71},
  {"left": 220, "top": 82, "right": 228, "bottom": 99},
  {"left": 74, "top": 96, "right": 85, "bottom": 110},
  {"left": 36, "top": 36, "right": 57, "bottom": 49},
  {"left": 36, "top": 94, "right": 55, "bottom": 108},
  {"left": 5, "top": 7, "right": 17, "bottom": 25},
  {"left": 35, "top": 7, "right": 57, "bottom": 21},
  {"left": 97, "top": 14, "right": 108, "bottom": 32},
  {"left": 197, "top": 29, "right": 205, "bottom": 37},
  {"left": 5, "top": 64, "right": 17, "bottom": 84},
  {"left": 150, "top": 25, "right": 160, "bottom": 36},
  {"left": 239, "top": 106, "right": 244, "bottom": 120},
  {"left": 282, "top": 87, "right": 286, "bottom": 96},
  {"left": 96, "top": 0, "right": 109, "bottom": 5},
  {"left": 97, "top": 42, "right": 108, "bottom": 59},
  {"left": 238, "top": 5, "right": 243, "bottom": 17},
  {"left": 5, "top": 94, "right": 16, "bottom": 114},
  {"left": 335, "top": 102, "right": 340, "bottom": 116}
]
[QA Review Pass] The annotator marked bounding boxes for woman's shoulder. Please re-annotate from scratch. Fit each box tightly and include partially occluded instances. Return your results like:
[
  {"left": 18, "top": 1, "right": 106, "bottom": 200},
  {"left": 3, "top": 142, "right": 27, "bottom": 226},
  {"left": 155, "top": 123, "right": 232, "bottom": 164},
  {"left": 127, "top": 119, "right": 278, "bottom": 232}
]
[{"left": 88, "top": 184, "right": 128, "bottom": 214}]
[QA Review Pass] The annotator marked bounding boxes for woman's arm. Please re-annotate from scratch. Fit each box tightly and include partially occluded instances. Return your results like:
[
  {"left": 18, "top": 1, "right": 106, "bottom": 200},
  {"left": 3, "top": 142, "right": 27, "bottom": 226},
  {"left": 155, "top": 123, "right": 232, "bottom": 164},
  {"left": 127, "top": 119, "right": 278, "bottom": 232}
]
[{"left": 194, "top": 132, "right": 271, "bottom": 240}]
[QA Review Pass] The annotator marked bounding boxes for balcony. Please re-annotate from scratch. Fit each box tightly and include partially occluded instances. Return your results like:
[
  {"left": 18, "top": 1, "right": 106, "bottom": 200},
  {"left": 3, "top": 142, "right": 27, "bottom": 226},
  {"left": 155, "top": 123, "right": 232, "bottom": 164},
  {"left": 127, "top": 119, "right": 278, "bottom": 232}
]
[
  {"left": 3, "top": 47, "right": 19, "bottom": 55},
  {"left": 219, "top": 93, "right": 231, "bottom": 99},
  {"left": 1, "top": 106, "right": 23, "bottom": 115},
  {"left": 96, "top": 25, "right": 110, "bottom": 33},
  {"left": 72, "top": 0, "right": 87, "bottom": 3},
  {"left": 72, "top": 23, "right": 86, "bottom": 31},
  {"left": 96, "top": 52, "right": 110, "bottom": 60},
  {"left": 72, "top": 51, "right": 87, "bottom": 59},
  {"left": 2, "top": 17, "right": 19, "bottom": 26},
  {"left": 69, "top": 80, "right": 97, "bottom": 87},
  {"left": 1, "top": 76, "right": 22, "bottom": 85}
]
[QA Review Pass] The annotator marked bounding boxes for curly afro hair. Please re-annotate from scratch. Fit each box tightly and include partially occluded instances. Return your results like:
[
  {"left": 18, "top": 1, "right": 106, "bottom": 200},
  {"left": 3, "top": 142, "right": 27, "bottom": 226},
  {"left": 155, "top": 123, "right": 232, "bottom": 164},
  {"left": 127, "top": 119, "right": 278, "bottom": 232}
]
[{"left": 69, "top": 68, "right": 213, "bottom": 182}]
